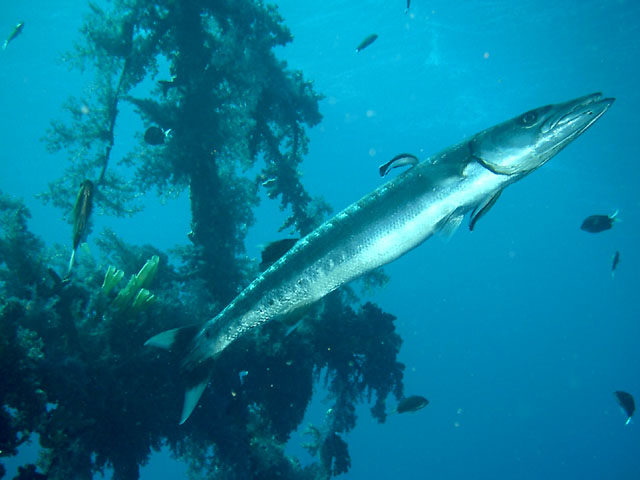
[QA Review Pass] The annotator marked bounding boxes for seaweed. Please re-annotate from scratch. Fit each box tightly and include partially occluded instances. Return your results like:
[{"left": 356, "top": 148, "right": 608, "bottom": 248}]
[
  {"left": 1, "top": 1, "right": 406, "bottom": 479},
  {"left": 0, "top": 192, "right": 46, "bottom": 298}
]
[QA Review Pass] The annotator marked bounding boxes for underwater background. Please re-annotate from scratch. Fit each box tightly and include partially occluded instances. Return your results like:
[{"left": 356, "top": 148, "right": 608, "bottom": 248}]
[{"left": 1, "top": 0, "right": 639, "bottom": 479}]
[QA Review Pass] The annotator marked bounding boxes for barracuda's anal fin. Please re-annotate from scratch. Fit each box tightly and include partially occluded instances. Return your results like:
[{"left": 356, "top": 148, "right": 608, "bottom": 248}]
[{"left": 440, "top": 213, "right": 464, "bottom": 239}]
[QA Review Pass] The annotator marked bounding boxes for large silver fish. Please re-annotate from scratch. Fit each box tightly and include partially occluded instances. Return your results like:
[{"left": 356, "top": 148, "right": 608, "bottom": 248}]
[{"left": 147, "top": 93, "right": 614, "bottom": 423}]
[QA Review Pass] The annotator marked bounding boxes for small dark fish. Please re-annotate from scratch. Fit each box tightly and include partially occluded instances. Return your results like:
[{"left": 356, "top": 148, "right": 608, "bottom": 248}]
[
  {"left": 405, "top": 0, "right": 411, "bottom": 14},
  {"left": 47, "top": 267, "right": 68, "bottom": 289},
  {"left": 3, "top": 21, "right": 24, "bottom": 50},
  {"left": 611, "top": 250, "right": 620, "bottom": 276},
  {"left": 158, "top": 78, "right": 178, "bottom": 96},
  {"left": 260, "top": 238, "right": 298, "bottom": 271},
  {"left": 144, "top": 126, "right": 168, "bottom": 145},
  {"left": 15, "top": 465, "right": 46, "bottom": 480},
  {"left": 68, "top": 180, "right": 95, "bottom": 275},
  {"left": 72, "top": 180, "right": 94, "bottom": 250},
  {"left": 614, "top": 390, "right": 635, "bottom": 425},
  {"left": 580, "top": 210, "right": 618, "bottom": 233},
  {"left": 261, "top": 177, "right": 277, "bottom": 188},
  {"left": 395, "top": 395, "right": 429, "bottom": 414},
  {"left": 379, "top": 153, "right": 419, "bottom": 177},
  {"left": 355, "top": 34, "right": 378, "bottom": 53}
]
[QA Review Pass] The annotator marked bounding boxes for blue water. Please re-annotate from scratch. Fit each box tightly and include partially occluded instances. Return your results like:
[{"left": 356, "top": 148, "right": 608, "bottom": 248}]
[{"left": 2, "top": 0, "right": 639, "bottom": 479}]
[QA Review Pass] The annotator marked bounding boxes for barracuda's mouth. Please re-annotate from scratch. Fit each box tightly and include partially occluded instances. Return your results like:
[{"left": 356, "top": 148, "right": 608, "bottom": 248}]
[{"left": 542, "top": 92, "right": 615, "bottom": 147}]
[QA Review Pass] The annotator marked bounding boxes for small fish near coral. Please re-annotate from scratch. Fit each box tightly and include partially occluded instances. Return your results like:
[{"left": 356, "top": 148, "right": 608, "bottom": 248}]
[
  {"left": 144, "top": 126, "right": 171, "bottom": 145},
  {"left": 580, "top": 210, "right": 619, "bottom": 233},
  {"left": 67, "top": 179, "right": 95, "bottom": 276},
  {"left": 158, "top": 76, "right": 179, "bottom": 96}
]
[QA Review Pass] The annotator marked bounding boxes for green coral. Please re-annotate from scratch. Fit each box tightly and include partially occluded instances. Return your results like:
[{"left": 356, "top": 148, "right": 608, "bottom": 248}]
[
  {"left": 101, "top": 265, "right": 124, "bottom": 296},
  {"left": 110, "top": 255, "right": 159, "bottom": 311},
  {"left": 130, "top": 288, "right": 156, "bottom": 312}
]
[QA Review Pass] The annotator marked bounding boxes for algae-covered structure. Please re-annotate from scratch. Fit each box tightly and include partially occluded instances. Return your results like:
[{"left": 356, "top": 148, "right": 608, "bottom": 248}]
[{"left": 1, "top": 1, "right": 405, "bottom": 479}]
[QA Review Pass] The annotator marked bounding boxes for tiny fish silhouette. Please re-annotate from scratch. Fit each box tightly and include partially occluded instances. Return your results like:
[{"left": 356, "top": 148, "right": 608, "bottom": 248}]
[
  {"left": 614, "top": 390, "right": 635, "bottom": 425},
  {"left": 356, "top": 34, "right": 378, "bottom": 52},
  {"left": 144, "top": 126, "right": 168, "bottom": 145},
  {"left": 3, "top": 22, "right": 24, "bottom": 50},
  {"left": 611, "top": 250, "right": 620, "bottom": 276}
]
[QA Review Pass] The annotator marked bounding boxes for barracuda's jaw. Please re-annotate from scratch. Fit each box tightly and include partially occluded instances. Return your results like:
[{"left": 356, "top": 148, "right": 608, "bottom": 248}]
[{"left": 469, "top": 93, "right": 615, "bottom": 176}]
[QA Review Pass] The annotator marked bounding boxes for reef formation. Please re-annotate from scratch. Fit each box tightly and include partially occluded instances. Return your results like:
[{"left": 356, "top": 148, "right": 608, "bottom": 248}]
[{"left": 1, "top": 1, "right": 404, "bottom": 480}]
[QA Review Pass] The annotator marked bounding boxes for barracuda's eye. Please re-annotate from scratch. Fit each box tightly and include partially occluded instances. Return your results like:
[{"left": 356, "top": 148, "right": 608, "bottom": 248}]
[{"left": 520, "top": 111, "right": 537, "bottom": 126}]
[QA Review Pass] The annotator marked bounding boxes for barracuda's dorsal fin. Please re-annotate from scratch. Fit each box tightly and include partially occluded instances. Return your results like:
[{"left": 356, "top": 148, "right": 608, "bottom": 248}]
[{"left": 469, "top": 190, "right": 503, "bottom": 231}]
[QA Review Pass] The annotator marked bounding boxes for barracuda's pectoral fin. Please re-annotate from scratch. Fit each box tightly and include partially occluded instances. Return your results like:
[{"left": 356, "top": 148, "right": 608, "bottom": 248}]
[{"left": 469, "top": 190, "right": 503, "bottom": 231}]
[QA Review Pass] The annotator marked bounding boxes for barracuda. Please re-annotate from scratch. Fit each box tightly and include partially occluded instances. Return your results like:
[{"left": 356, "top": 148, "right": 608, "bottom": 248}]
[{"left": 147, "top": 92, "right": 614, "bottom": 423}]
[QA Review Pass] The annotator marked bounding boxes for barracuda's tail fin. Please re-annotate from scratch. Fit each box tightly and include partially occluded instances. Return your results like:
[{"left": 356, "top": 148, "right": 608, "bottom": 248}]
[
  {"left": 179, "top": 363, "right": 213, "bottom": 424},
  {"left": 145, "top": 324, "right": 213, "bottom": 424},
  {"left": 145, "top": 324, "right": 200, "bottom": 350}
]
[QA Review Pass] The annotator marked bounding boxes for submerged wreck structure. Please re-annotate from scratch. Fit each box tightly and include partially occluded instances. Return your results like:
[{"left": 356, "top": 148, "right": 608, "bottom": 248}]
[{"left": 0, "top": 1, "right": 404, "bottom": 479}]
